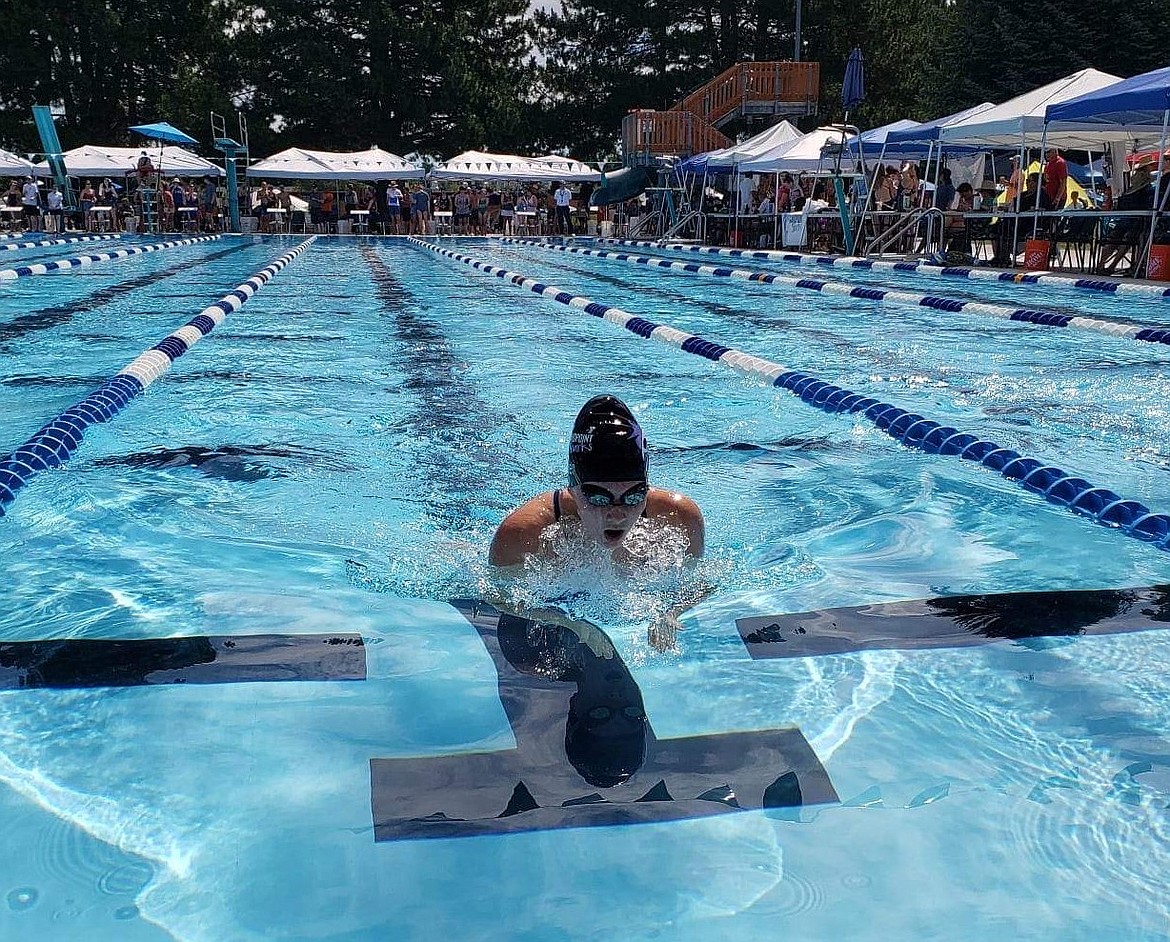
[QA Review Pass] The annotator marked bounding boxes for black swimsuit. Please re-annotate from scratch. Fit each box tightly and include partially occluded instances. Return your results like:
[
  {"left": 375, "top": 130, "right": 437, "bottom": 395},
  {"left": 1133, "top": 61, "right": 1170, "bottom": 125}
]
[{"left": 551, "top": 489, "right": 563, "bottom": 521}]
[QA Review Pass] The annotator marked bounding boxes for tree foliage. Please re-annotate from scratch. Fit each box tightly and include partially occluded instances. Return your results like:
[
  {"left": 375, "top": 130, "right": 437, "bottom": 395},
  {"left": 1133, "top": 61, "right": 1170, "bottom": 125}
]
[{"left": 1, "top": 1, "right": 1169, "bottom": 160}]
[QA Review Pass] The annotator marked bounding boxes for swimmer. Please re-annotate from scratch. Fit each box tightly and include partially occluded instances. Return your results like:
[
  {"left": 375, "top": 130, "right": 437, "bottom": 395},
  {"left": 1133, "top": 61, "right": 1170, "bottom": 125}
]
[
  {"left": 489, "top": 395, "right": 705, "bottom": 567},
  {"left": 489, "top": 395, "right": 706, "bottom": 652}
]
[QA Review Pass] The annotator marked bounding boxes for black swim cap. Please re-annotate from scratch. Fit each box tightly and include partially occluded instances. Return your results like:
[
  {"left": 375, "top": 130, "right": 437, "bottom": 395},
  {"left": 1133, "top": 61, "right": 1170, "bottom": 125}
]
[{"left": 568, "top": 395, "right": 649, "bottom": 485}]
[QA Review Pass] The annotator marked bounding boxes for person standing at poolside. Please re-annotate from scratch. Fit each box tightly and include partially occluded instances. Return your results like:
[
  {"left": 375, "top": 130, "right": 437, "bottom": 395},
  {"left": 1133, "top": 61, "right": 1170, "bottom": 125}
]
[
  {"left": 385, "top": 182, "right": 403, "bottom": 234},
  {"left": 553, "top": 181, "right": 574, "bottom": 235},
  {"left": 410, "top": 183, "right": 429, "bottom": 235},
  {"left": 21, "top": 176, "right": 41, "bottom": 232},
  {"left": 490, "top": 395, "right": 704, "bottom": 567}
]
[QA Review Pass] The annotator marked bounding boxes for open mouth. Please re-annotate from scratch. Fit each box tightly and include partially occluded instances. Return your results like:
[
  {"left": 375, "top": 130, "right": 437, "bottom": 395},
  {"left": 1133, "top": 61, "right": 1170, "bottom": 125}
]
[{"left": 603, "top": 528, "right": 625, "bottom": 542}]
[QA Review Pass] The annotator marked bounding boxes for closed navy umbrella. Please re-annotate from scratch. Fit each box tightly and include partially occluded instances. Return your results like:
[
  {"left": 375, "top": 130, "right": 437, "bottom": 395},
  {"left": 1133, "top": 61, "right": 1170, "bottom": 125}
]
[
  {"left": 842, "top": 48, "right": 866, "bottom": 113},
  {"left": 835, "top": 48, "right": 866, "bottom": 254}
]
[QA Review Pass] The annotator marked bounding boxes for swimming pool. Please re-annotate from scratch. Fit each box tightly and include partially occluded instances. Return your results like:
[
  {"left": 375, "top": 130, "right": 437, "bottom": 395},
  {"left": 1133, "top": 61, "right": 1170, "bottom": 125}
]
[{"left": 2, "top": 234, "right": 1169, "bottom": 941}]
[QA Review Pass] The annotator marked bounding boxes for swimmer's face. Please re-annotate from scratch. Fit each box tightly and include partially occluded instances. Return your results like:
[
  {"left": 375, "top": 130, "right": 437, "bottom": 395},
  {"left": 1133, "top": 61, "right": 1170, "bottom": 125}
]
[{"left": 571, "top": 480, "right": 648, "bottom": 550}]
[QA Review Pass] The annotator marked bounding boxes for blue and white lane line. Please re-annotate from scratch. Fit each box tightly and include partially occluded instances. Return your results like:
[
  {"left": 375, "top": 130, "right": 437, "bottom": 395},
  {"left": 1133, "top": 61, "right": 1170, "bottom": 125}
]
[
  {"left": 505, "top": 238, "right": 1170, "bottom": 348},
  {"left": 0, "top": 237, "right": 316, "bottom": 516},
  {"left": 0, "top": 234, "right": 221, "bottom": 280},
  {"left": 410, "top": 236, "right": 1170, "bottom": 551},
  {"left": 605, "top": 237, "right": 1170, "bottom": 300},
  {"left": 0, "top": 233, "right": 123, "bottom": 253}
]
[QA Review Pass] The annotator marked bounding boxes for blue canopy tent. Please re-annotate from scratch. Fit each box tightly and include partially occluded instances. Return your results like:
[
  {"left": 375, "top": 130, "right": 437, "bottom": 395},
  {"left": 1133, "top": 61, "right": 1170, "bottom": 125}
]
[{"left": 1045, "top": 65, "right": 1170, "bottom": 274}]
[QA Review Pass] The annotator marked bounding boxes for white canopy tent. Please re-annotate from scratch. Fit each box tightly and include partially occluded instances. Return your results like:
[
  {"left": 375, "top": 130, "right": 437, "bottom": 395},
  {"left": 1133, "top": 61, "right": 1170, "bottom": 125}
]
[
  {"left": 432, "top": 150, "right": 573, "bottom": 181},
  {"left": 0, "top": 147, "right": 36, "bottom": 176},
  {"left": 530, "top": 155, "right": 602, "bottom": 182},
  {"left": 33, "top": 144, "right": 223, "bottom": 178},
  {"left": 939, "top": 68, "right": 1124, "bottom": 148},
  {"left": 335, "top": 146, "right": 424, "bottom": 180},
  {"left": 738, "top": 126, "right": 859, "bottom": 174},
  {"left": 680, "top": 121, "right": 803, "bottom": 174},
  {"left": 246, "top": 146, "right": 423, "bottom": 180},
  {"left": 245, "top": 148, "right": 334, "bottom": 179}
]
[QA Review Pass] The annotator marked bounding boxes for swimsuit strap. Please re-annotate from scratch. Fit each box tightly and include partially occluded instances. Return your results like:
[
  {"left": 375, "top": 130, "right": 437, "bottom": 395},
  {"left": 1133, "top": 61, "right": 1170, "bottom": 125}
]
[{"left": 552, "top": 488, "right": 562, "bottom": 522}]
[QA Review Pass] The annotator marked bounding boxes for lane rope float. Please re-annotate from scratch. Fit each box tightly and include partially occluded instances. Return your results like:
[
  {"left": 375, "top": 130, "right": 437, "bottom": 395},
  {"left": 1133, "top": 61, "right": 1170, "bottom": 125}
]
[
  {"left": 0, "top": 237, "right": 316, "bottom": 515},
  {"left": 0, "top": 234, "right": 222, "bottom": 280},
  {"left": 409, "top": 236, "right": 1170, "bottom": 552},
  {"left": 606, "top": 237, "right": 1170, "bottom": 300},
  {"left": 0, "top": 233, "right": 123, "bottom": 253},
  {"left": 504, "top": 238, "right": 1170, "bottom": 348}
]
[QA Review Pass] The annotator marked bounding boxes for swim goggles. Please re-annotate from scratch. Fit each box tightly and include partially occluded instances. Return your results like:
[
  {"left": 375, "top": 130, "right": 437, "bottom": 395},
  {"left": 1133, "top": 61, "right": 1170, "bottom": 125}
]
[
  {"left": 585, "top": 704, "right": 645, "bottom": 724},
  {"left": 579, "top": 483, "right": 648, "bottom": 507}
]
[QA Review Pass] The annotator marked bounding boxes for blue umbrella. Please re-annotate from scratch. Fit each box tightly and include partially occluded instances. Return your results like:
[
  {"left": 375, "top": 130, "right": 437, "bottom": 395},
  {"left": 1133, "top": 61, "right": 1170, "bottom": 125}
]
[
  {"left": 837, "top": 48, "right": 865, "bottom": 256},
  {"left": 129, "top": 121, "right": 199, "bottom": 146},
  {"left": 842, "top": 48, "right": 865, "bottom": 112}
]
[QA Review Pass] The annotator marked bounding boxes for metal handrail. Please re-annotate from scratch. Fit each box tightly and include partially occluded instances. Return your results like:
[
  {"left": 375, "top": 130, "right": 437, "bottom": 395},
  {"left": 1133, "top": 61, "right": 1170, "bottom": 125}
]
[
  {"left": 628, "top": 211, "right": 663, "bottom": 239},
  {"left": 866, "top": 207, "right": 943, "bottom": 256},
  {"left": 662, "top": 209, "right": 701, "bottom": 240}
]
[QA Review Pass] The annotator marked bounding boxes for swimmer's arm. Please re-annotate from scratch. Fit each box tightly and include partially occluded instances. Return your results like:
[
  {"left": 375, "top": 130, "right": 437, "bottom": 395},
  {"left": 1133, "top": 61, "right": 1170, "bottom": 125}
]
[
  {"left": 488, "top": 494, "right": 556, "bottom": 568},
  {"left": 648, "top": 578, "right": 717, "bottom": 653}
]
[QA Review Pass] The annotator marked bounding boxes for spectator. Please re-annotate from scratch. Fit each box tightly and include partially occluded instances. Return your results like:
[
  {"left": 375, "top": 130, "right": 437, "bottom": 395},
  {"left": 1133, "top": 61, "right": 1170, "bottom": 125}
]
[
  {"left": 554, "top": 180, "right": 575, "bottom": 235},
  {"left": 21, "top": 175, "right": 41, "bottom": 231},
  {"left": 1043, "top": 147, "right": 1068, "bottom": 210},
  {"left": 934, "top": 167, "right": 956, "bottom": 213},
  {"left": 45, "top": 183, "right": 64, "bottom": 232},
  {"left": 410, "top": 183, "right": 430, "bottom": 235}
]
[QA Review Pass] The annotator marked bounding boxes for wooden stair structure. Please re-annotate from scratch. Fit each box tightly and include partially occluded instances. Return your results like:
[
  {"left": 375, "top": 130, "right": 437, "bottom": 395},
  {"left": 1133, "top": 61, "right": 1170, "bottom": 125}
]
[{"left": 622, "top": 61, "right": 819, "bottom": 163}]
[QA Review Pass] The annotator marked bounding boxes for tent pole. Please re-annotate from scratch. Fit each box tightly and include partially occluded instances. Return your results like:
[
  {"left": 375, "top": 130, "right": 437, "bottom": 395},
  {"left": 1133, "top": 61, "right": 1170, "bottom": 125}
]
[
  {"left": 1138, "top": 107, "right": 1170, "bottom": 276},
  {"left": 1032, "top": 126, "right": 1047, "bottom": 239}
]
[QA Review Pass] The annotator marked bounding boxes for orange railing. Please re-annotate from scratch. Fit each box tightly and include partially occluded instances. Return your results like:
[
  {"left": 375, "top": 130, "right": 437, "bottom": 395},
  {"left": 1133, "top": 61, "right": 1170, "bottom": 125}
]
[
  {"left": 674, "top": 62, "right": 820, "bottom": 126},
  {"left": 623, "top": 61, "right": 820, "bottom": 159},
  {"left": 621, "top": 110, "right": 731, "bottom": 158}
]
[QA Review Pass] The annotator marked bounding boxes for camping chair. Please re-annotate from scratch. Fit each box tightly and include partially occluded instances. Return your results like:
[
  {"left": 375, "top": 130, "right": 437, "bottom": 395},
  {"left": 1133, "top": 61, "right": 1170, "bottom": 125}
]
[
  {"left": 1095, "top": 214, "right": 1143, "bottom": 276},
  {"left": 1051, "top": 214, "right": 1097, "bottom": 271}
]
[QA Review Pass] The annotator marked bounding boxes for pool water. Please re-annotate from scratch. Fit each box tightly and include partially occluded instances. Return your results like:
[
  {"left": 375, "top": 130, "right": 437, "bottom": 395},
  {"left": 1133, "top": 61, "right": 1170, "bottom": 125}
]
[{"left": 2, "top": 234, "right": 1169, "bottom": 941}]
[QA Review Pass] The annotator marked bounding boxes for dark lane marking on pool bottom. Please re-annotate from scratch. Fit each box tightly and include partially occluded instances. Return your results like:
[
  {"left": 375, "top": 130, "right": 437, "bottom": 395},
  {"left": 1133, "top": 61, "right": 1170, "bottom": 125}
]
[
  {"left": 370, "top": 601, "right": 838, "bottom": 841},
  {"left": 0, "top": 242, "right": 255, "bottom": 345},
  {"left": 89, "top": 443, "right": 352, "bottom": 482},
  {"left": 737, "top": 586, "right": 1170, "bottom": 659},
  {"left": 0, "top": 634, "right": 365, "bottom": 688}
]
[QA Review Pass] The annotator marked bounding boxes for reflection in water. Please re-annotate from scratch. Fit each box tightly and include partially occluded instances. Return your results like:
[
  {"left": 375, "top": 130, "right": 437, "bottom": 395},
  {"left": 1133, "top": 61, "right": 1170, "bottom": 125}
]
[
  {"left": 91, "top": 444, "right": 349, "bottom": 483},
  {"left": 0, "top": 634, "right": 366, "bottom": 688},
  {"left": 369, "top": 600, "right": 838, "bottom": 841},
  {"left": 738, "top": 585, "right": 1170, "bottom": 659}
]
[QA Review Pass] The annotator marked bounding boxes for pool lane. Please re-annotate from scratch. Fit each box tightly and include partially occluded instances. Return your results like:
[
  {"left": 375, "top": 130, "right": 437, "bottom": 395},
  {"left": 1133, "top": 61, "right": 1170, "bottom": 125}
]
[{"left": 409, "top": 237, "right": 1170, "bottom": 554}]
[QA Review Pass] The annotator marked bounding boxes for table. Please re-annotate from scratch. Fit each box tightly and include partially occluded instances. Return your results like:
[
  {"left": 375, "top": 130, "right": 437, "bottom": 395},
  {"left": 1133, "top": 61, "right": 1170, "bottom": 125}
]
[
  {"left": 349, "top": 209, "right": 370, "bottom": 234},
  {"left": 0, "top": 206, "right": 24, "bottom": 231},
  {"left": 177, "top": 206, "right": 199, "bottom": 232},
  {"left": 91, "top": 207, "right": 114, "bottom": 232},
  {"left": 265, "top": 207, "right": 287, "bottom": 233}
]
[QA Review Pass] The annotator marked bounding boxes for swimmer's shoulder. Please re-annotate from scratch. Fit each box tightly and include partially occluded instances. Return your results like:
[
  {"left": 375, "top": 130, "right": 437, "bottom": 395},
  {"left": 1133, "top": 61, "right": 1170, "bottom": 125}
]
[
  {"left": 647, "top": 487, "right": 705, "bottom": 556},
  {"left": 489, "top": 490, "right": 570, "bottom": 567}
]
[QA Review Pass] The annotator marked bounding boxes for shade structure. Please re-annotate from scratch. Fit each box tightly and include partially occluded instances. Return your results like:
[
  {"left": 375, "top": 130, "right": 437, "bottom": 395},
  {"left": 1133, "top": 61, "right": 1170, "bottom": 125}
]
[
  {"left": 246, "top": 146, "right": 423, "bottom": 181},
  {"left": 0, "top": 147, "right": 36, "bottom": 176},
  {"left": 858, "top": 118, "right": 921, "bottom": 151},
  {"left": 334, "top": 146, "right": 424, "bottom": 180},
  {"left": 1045, "top": 65, "right": 1170, "bottom": 141},
  {"left": 33, "top": 144, "right": 223, "bottom": 178},
  {"left": 432, "top": 150, "right": 566, "bottom": 181},
  {"left": 129, "top": 121, "right": 199, "bottom": 146},
  {"left": 245, "top": 148, "right": 335, "bottom": 179},
  {"left": 530, "top": 155, "right": 602, "bottom": 182},
  {"left": 881, "top": 102, "right": 996, "bottom": 158},
  {"left": 738, "top": 126, "right": 858, "bottom": 174},
  {"left": 939, "top": 68, "right": 1124, "bottom": 148},
  {"left": 680, "top": 121, "right": 803, "bottom": 174}
]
